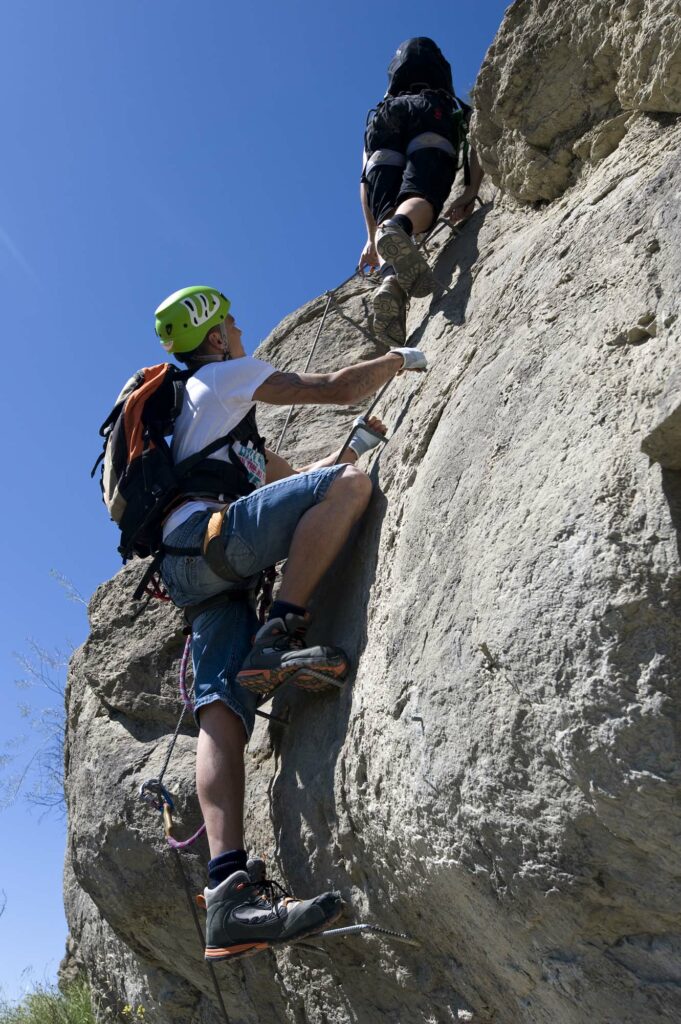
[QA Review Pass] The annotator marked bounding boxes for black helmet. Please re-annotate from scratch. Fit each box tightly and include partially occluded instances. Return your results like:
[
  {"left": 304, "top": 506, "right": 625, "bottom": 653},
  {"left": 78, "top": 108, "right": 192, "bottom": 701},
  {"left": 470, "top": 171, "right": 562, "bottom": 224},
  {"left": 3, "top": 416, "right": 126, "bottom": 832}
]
[{"left": 386, "top": 38, "right": 454, "bottom": 97}]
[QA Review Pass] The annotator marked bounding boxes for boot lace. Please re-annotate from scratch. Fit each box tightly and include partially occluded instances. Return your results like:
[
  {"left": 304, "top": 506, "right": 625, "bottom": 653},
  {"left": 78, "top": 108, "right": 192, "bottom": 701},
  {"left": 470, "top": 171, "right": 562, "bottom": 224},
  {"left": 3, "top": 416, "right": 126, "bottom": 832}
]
[
  {"left": 246, "top": 875, "right": 297, "bottom": 918},
  {"left": 271, "top": 621, "right": 307, "bottom": 652}
]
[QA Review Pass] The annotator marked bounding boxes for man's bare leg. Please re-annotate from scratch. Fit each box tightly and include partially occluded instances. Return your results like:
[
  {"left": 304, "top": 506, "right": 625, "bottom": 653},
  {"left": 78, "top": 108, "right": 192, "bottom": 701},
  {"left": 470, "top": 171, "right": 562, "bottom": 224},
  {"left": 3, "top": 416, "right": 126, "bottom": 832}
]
[
  {"left": 390, "top": 195, "right": 435, "bottom": 235},
  {"left": 196, "top": 703, "right": 246, "bottom": 858},
  {"left": 237, "top": 465, "right": 374, "bottom": 694},
  {"left": 277, "top": 465, "right": 373, "bottom": 606},
  {"left": 376, "top": 196, "right": 435, "bottom": 273}
]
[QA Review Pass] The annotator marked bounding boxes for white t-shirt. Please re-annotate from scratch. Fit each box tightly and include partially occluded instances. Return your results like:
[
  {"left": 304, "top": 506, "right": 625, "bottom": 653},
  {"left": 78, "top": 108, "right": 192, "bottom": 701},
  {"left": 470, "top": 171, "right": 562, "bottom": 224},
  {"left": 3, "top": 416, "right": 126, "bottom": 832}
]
[{"left": 162, "top": 356, "right": 275, "bottom": 539}]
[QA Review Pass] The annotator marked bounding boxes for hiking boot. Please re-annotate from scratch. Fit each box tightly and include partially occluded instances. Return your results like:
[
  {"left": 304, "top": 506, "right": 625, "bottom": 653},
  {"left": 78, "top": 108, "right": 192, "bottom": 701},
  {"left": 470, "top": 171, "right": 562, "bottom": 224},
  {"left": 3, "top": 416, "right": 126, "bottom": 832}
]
[
  {"left": 372, "top": 275, "right": 407, "bottom": 347},
  {"left": 236, "top": 613, "right": 349, "bottom": 697},
  {"left": 204, "top": 869, "right": 343, "bottom": 962},
  {"left": 376, "top": 222, "right": 433, "bottom": 297}
]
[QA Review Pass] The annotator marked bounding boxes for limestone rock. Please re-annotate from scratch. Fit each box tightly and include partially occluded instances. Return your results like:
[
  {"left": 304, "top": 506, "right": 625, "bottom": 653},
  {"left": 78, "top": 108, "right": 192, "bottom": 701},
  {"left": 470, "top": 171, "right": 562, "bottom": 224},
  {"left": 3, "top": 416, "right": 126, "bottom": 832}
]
[
  {"left": 641, "top": 367, "right": 681, "bottom": 470},
  {"left": 64, "top": 7, "right": 681, "bottom": 1023},
  {"left": 73, "top": 562, "right": 186, "bottom": 726},
  {"left": 473, "top": 0, "right": 681, "bottom": 201}
]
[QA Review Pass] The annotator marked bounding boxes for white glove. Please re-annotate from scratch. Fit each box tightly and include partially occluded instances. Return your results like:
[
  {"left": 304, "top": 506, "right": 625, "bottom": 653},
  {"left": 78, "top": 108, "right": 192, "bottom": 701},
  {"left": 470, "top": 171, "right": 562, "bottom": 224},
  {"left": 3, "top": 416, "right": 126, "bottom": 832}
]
[
  {"left": 348, "top": 417, "right": 388, "bottom": 458},
  {"left": 392, "top": 347, "right": 428, "bottom": 372}
]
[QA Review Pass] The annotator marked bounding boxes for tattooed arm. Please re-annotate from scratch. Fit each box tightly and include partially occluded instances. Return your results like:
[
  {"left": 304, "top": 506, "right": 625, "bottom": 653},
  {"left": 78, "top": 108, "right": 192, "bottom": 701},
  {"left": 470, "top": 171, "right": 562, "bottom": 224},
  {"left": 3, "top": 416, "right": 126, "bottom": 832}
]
[{"left": 252, "top": 352, "right": 405, "bottom": 406}]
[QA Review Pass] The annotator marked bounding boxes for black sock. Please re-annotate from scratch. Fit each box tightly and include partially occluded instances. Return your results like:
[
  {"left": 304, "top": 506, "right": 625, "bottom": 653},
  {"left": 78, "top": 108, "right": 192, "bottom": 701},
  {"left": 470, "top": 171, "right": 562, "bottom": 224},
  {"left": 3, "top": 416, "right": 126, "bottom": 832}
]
[
  {"left": 208, "top": 848, "right": 248, "bottom": 888},
  {"left": 386, "top": 214, "right": 413, "bottom": 236},
  {"left": 380, "top": 263, "right": 396, "bottom": 279},
  {"left": 268, "top": 599, "right": 307, "bottom": 623}
]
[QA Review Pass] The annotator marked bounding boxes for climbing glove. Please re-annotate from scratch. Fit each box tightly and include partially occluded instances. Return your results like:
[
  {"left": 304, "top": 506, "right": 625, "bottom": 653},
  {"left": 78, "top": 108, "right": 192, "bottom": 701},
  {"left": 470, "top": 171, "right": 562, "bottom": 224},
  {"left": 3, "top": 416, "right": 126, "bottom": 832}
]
[
  {"left": 348, "top": 417, "right": 388, "bottom": 458},
  {"left": 392, "top": 347, "right": 428, "bottom": 372}
]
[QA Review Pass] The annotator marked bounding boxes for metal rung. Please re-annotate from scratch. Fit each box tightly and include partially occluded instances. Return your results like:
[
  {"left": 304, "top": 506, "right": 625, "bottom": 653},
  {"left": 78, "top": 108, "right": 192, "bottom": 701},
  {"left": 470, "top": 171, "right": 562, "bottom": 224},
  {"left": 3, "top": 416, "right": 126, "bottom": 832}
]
[
  {"left": 255, "top": 706, "right": 290, "bottom": 725},
  {"left": 316, "top": 922, "right": 421, "bottom": 948}
]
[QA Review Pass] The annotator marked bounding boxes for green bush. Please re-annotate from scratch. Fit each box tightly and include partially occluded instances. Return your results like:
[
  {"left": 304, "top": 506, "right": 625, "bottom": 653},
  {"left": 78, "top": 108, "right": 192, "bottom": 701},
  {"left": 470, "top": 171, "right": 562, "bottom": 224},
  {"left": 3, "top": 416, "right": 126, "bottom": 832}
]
[{"left": 0, "top": 980, "right": 96, "bottom": 1024}]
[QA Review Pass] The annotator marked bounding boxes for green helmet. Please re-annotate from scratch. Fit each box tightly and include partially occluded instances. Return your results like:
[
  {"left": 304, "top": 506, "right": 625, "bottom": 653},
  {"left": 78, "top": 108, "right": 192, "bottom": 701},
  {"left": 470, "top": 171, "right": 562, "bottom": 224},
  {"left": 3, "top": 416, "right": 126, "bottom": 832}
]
[{"left": 155, "top": 286, "right": 231, "bottom": 354}]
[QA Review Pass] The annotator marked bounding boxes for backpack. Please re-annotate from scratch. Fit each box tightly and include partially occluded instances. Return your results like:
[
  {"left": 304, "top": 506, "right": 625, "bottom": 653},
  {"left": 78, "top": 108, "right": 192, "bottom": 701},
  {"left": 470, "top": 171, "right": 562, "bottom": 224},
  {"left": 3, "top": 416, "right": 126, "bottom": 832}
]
[
  {"left": 92, "top": 362, "right": 264, "bottom": 565},
  {"left": 386, "top": 37, "right": 455, "bottom": 98}
]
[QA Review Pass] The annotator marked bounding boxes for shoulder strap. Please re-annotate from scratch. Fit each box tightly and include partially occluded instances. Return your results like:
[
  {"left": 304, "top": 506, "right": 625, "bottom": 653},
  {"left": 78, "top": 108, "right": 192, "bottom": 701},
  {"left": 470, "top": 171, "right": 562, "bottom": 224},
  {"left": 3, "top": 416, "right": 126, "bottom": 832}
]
[
  {"left": 450, "top": 95, "right": 471, "bottom": 186},
  {"left": 173, "top": 431, "right": 242, "bottom": 479},
  {"left": 173, "top": 407, "right": 263, "bottom": 481}
]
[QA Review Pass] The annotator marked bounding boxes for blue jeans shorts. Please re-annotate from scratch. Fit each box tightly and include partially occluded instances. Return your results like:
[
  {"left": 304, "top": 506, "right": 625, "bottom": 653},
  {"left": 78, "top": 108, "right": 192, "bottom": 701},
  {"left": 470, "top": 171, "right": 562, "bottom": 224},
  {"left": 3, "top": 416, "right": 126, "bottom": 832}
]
[{"left": 161, "top": 465, "right": 346, "bottom": 738}]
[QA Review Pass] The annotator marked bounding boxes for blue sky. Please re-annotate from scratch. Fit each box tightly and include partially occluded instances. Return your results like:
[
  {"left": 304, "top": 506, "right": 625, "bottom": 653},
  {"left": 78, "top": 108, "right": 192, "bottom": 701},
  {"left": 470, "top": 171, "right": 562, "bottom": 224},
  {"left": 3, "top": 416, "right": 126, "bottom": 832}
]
[{"left": 0, "top": 0, "right": 509, "bottom": 1001}]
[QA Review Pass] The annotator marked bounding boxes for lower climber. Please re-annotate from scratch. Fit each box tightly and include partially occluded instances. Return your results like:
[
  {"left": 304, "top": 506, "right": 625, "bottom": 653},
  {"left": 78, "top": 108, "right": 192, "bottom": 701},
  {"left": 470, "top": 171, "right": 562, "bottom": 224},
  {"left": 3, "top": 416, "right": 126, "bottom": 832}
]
[
  {"left": 154, "top": 285, "right": 427, "bottom": 960},
  {"left": 358, "top": 37, "right": 484, "bottom": 347}
]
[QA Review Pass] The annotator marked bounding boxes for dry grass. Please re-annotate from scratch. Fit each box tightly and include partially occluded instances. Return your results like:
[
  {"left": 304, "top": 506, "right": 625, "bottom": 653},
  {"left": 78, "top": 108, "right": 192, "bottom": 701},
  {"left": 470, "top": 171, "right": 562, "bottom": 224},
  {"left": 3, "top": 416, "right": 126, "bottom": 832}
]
[{"left": 0, "top": 981, "right": 96, "bottom": 1024}]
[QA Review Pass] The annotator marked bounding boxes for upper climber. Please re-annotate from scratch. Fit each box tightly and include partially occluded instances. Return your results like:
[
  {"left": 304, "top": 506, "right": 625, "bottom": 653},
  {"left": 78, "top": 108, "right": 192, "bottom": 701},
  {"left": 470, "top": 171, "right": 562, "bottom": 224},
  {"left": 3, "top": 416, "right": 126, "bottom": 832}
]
[
  {"left": 153, "top": 284, "right": 427, "bottom": 960},
  {"left": 358, "top": 37, "right": 485, "bottom": 346}
]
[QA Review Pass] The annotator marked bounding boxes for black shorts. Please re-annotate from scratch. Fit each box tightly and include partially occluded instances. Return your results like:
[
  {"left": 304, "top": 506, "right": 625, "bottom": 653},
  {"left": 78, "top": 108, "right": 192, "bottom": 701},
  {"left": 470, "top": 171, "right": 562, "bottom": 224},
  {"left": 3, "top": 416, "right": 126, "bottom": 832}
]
[{"left": 362, "top": 91, "right": 466, "bottom": 225}]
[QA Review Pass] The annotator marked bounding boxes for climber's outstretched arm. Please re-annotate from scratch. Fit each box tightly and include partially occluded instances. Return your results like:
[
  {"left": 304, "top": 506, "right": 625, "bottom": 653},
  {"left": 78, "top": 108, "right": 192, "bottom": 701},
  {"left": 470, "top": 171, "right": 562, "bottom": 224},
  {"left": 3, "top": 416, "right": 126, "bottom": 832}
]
[{"left": 253, "top": 349, "right": 426, "bottom": 407}]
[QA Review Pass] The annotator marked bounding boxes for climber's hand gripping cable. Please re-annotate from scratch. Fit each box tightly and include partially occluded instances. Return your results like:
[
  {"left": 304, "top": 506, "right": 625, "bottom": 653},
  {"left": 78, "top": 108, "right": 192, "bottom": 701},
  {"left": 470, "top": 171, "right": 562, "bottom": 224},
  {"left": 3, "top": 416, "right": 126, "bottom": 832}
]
[{"left": 347, "top": 415, "right": 389, "bottom": 458}]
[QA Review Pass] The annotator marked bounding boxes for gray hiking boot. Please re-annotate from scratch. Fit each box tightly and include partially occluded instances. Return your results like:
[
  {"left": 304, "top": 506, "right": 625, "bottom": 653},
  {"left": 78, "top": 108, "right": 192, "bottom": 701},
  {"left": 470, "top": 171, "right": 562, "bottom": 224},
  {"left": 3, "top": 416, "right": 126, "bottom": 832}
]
[
  {"left": 236, "top": 613, "right": 349, "bottom": 696},
  {"left": 372, "top": 275, "right": 407, "bottom": 347},
  {"left": 204, "top": 869, "right": 343, "bottom": 962},
  {"left": 376, "top": 221, "right": 433, "bottom": 297}
]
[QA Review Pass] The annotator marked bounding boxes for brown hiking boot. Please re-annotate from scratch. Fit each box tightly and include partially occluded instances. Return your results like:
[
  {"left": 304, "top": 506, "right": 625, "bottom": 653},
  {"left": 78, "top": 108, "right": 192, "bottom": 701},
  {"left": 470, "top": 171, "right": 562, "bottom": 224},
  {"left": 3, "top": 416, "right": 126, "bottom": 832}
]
[
  {"left": 372, "top": 275, "right": 407, "bottom": 347},
  {"left": 376, "top": 221, "right": 433, "bottom": 296}
]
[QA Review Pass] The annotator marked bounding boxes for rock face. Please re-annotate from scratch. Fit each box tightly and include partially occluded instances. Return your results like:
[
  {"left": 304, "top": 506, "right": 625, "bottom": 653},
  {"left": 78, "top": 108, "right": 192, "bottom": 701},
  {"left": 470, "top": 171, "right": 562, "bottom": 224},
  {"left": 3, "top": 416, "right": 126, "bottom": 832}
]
[
  {"left": 473, "top": 0, "right": 681, "bottom": 201},
  {"left": 64, "top": 3, "right": 681, "bottom": 1022}
]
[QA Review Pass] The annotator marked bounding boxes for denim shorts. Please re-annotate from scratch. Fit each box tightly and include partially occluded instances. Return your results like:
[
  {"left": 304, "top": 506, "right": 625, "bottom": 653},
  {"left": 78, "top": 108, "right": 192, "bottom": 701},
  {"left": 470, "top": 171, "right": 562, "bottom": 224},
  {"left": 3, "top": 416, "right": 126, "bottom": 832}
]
[{"left": 161, "top": 465, "right": 346, "bottom": 738}]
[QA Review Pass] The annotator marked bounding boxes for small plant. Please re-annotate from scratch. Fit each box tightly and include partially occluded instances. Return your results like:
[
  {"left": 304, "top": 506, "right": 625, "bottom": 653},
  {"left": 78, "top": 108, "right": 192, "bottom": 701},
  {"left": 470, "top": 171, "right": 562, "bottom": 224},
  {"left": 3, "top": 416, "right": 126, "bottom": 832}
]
[
  {"left": 121, "top": 1006, "right": 145, "bottom": 1020},
  {"left": 0, "top": 980, "right": 96, "bottom": 1024}
]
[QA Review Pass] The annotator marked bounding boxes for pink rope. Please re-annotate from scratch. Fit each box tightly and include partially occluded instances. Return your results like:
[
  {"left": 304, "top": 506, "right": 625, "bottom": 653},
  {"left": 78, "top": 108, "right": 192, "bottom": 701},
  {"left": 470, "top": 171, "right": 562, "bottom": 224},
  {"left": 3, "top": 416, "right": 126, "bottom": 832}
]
[
  {"left": 164, "top": 633, "right": 208, "bottom": 850},
  {"left": 179, "top": 633, "right": 193, "bottom": 709},
  {"left": 166, "top": 823, "right": 206, "bottom": 850}
]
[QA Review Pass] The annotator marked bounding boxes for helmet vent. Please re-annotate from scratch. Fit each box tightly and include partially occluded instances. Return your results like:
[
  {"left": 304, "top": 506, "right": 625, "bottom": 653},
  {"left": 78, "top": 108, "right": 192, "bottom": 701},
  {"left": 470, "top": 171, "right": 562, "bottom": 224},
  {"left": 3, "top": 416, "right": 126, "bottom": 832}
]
[{"left": 181, "top": 292, "right": 220, "bottom": 328}]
